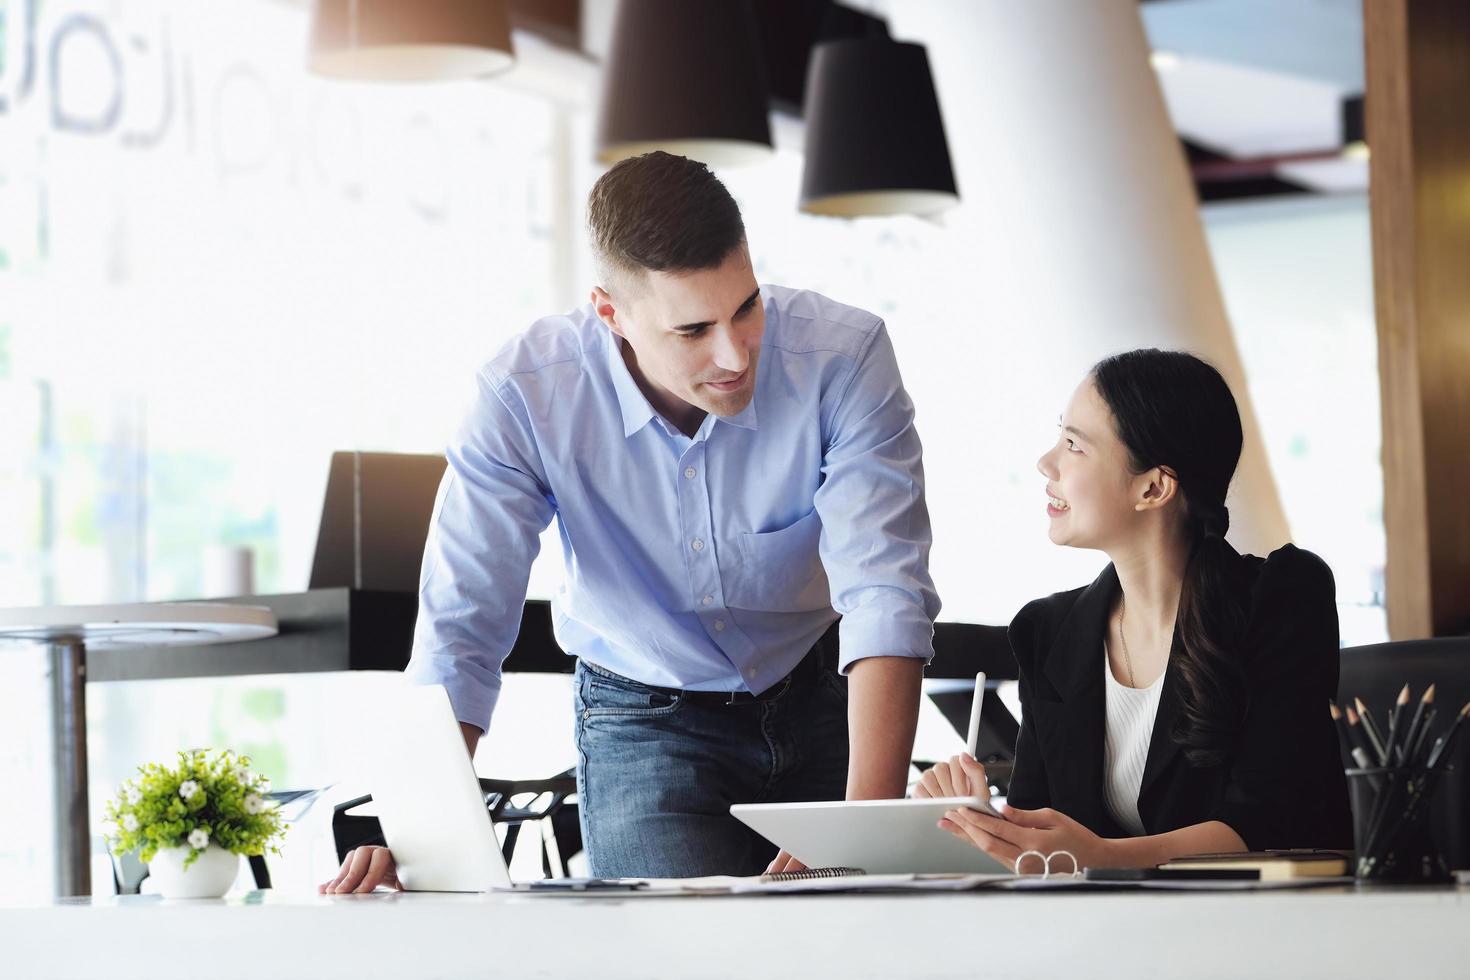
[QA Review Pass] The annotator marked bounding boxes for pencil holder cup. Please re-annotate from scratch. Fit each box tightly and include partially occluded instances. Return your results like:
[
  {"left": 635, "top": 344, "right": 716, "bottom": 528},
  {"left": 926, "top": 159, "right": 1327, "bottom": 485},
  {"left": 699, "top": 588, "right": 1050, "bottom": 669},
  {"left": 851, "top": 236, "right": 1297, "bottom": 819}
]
[{"left": 1347, "top": 767, "right": 1452, "bottom": 883}]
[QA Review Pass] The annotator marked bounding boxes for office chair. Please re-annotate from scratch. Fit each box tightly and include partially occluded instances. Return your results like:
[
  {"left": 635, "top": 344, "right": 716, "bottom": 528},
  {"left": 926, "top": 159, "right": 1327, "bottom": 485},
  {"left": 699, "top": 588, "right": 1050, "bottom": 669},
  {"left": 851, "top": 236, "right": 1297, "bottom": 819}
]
[
  {"left": 332, "top": 773, "right": 580, "bottom": 879},
  {"left": 917, "top": 621, "right": 1021, "bottom": 793}
]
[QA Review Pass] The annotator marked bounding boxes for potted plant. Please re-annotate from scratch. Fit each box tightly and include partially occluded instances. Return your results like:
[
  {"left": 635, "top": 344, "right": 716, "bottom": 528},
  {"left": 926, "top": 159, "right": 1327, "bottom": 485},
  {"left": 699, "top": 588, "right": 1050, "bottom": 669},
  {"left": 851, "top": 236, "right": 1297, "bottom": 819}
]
[{"left": 104, "top": 749, "right": 286, "bottom": 899}]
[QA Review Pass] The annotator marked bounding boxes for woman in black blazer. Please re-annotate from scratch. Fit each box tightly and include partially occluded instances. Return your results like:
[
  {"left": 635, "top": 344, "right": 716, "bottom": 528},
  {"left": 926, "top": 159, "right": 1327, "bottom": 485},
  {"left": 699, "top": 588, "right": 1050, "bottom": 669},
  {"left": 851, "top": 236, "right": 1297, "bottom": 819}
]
[{"left": 917, "top": 349, "right": 1351, "bottom": 870}]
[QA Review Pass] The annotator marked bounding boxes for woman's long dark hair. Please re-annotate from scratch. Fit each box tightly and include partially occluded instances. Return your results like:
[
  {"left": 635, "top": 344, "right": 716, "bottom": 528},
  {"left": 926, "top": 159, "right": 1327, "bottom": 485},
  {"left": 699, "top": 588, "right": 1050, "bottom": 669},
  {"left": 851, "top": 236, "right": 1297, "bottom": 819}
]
[{"left": 1091, "top": 349, "right": 1245, "bottom": 767}]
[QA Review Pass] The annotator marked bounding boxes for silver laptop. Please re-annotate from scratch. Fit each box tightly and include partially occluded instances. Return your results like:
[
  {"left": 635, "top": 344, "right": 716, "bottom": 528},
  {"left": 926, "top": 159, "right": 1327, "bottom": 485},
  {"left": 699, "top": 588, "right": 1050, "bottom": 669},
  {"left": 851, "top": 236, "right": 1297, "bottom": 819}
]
[
  {"left": 372, "top": 684, "right": 678, "bottom": 893},
  {"left": 366, "top": 684, "right": 520, "bottom": 891}
]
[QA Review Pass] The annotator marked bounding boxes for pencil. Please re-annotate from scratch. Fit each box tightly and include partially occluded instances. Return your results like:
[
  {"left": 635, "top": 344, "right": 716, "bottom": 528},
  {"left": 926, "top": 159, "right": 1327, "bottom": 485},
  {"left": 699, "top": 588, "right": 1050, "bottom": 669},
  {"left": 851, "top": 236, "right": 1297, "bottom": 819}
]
[
  {"left": 1408, "top": 707, "right": 1438, "bottom": 767},
  {"left": 1400, "top": 684, "right": 1435, "bottom": 767},
  {"left": 1383, "top": 683, "right": 1410, "bottom": 765},
  {"left": 1330, "top": 701, "right": 1351, "bottom": 767},
  {"left": 1355, "top": 697, "right": 1389, "bottom": 765},
  {"left": 1344, "top": 703, "right": 1372, "bottom": 762},
  {"left": 1426, "top": 702, "right": 1469, "bottom": 769},
  {"left": 1350, "top": 746, "right": 1380, "bottom": 791}
]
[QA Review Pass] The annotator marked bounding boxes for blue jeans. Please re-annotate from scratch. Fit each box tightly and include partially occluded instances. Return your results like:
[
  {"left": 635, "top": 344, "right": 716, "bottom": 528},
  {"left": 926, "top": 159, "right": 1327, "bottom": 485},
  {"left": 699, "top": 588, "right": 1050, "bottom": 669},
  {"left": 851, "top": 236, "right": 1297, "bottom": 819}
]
[{"left": 573, "top": 649, "right": 849, "bottom": 878}]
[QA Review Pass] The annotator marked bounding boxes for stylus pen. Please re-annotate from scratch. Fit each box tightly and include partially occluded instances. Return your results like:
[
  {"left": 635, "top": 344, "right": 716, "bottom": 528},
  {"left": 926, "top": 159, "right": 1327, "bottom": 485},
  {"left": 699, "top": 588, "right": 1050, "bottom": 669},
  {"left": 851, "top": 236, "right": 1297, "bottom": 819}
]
[{"left": 966, "top": 671, "right": 987, "bottom": 758}]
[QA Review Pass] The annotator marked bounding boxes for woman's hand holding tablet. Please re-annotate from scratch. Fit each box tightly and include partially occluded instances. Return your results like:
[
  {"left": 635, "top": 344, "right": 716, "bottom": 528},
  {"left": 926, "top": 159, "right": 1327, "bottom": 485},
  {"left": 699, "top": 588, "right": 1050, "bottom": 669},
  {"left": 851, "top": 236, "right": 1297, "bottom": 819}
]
[{"left": 915, "top": 753, "right": 1119, "bottom": 870}]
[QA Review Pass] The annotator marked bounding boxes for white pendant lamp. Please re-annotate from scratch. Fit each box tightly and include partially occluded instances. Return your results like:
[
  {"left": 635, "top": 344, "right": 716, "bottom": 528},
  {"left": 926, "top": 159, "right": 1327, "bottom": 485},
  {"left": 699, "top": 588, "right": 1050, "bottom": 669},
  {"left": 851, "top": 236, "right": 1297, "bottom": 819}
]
[{"left": 309, "top": 0, "right": 515, "bottom": 81}]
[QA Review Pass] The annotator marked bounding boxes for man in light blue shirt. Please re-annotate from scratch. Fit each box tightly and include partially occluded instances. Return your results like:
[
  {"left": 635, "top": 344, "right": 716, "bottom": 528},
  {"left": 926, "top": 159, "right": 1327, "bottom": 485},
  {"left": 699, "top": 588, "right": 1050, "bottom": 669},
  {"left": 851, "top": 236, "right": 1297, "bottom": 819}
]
[{"left": 322, "top": 151, "right": 939, "bottom": 888}]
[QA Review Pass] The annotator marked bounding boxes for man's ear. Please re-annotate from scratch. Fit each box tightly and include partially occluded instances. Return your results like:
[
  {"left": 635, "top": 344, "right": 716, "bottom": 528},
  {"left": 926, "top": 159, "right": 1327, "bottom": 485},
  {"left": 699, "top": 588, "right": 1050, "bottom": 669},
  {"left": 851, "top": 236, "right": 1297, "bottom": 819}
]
[
  {"left": 591, "top": 286, "right": 625, "bottom": 338},
  {"left": 1134, "top": 466, "right": 1180, "bottom": 513}
]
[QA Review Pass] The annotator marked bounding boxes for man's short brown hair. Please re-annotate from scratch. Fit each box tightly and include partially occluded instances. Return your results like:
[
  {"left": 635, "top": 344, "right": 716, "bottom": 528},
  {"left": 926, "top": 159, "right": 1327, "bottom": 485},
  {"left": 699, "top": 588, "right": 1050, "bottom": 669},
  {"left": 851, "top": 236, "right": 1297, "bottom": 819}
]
[{"left": 587, "top": 151, "right": 747, "bottom": 290}]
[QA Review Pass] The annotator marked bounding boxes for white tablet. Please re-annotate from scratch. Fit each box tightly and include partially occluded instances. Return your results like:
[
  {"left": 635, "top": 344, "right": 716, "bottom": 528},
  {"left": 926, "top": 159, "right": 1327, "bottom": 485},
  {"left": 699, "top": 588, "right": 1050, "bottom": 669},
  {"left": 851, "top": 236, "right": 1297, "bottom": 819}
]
[{"left": 730, "top": 796, "right": 1010, "bottom": 875}]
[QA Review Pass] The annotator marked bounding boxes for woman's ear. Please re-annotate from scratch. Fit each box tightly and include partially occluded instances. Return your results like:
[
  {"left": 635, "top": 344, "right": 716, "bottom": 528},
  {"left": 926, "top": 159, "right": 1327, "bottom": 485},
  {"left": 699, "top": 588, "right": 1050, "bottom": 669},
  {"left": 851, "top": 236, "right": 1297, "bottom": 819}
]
[{"left": 1134, "top": 465, "right": 1180, "bottom": 512}]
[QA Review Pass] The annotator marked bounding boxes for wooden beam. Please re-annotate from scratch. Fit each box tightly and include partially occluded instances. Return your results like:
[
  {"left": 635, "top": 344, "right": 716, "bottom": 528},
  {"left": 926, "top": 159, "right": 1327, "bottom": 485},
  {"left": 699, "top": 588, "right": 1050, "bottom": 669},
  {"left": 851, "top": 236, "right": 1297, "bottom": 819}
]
[{"left": 1365, "top": 0, "right": 1470, "bottom": 638}]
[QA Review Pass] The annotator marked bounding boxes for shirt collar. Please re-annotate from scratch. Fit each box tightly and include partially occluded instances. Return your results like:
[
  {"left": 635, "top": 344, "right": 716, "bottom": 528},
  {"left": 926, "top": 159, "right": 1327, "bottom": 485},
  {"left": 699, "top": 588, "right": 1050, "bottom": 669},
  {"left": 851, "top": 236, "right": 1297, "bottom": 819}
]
[
  {"left": 606, "top": 333, "right": 761, "bottom": 437},
  {"left": 719, "top": 384, "right": 759, "bottom": 431},
  {"left": 607, "top": 334, "right": 660, "bottom": 438}
]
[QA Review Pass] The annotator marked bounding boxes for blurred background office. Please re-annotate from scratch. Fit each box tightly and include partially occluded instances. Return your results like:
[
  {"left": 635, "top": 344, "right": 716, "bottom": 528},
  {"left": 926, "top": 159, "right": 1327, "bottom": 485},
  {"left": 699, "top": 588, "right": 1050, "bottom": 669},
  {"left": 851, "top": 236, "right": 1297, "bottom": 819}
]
[{"left": 0, "top": 0, "right": 1387, "bottom": 900}]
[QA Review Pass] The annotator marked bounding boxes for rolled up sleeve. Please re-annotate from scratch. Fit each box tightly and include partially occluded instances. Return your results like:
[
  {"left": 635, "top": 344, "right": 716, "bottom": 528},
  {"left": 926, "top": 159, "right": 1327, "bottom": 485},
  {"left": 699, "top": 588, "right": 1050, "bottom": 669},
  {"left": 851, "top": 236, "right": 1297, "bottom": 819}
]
[
  {"left": 404, "top": 369, "right": 556, "bottom": 733},
  {"left": 814, "top": 321, "right": 941, "bottom": 672}
]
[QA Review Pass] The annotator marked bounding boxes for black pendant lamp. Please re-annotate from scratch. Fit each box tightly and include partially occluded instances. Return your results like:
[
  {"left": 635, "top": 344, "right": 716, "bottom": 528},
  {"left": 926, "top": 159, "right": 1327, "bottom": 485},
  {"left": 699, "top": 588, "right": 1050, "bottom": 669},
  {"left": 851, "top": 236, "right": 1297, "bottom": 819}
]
[
  {"left": 309, "top": 0, "right": 515, "bottom": 81},
  {"left": 597, "top": 0, "right": 772, "bottom": 167},
  {"left": 800, "top": 36, "right": 959, "bottom": 217}
]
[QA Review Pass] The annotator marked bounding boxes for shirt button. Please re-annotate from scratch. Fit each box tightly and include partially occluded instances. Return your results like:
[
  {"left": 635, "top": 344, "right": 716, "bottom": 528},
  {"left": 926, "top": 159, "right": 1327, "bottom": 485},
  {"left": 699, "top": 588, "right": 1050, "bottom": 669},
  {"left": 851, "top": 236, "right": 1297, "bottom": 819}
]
[
  {"left": 702, "top": 595, "right": 713, "bottom": 606},
  {"left": 691, "top": 538, "right": 704, "bottom": 552},
  {"left": 684, "top": 467, "right": 696, "bottom": 479},
  {"left": 714, "top": 619, "right": 725, "bottom": 632}
]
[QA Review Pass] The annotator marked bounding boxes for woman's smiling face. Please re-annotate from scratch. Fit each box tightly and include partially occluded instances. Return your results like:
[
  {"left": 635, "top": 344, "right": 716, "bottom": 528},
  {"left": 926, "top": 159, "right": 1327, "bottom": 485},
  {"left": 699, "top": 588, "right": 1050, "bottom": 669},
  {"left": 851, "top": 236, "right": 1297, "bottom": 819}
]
[{"left": 1036, "top": 379, "right": 1147, "bottom": 551}]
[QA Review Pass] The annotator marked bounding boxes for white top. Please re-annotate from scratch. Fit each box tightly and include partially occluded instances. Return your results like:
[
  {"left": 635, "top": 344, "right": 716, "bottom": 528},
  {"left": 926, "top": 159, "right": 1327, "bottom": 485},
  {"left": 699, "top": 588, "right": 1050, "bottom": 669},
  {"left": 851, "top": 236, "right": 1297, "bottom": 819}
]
[{"left": 1103, "top": 647, "right": 1166, "bottom": 837}]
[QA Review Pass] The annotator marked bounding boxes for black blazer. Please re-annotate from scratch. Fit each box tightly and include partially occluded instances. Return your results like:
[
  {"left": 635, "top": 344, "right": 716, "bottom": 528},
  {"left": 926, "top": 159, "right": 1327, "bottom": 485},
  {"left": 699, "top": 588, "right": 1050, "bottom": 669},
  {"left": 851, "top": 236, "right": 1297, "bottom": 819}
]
[{"left": 1005, "top": 543, "right": 1352, "bottom": 851}]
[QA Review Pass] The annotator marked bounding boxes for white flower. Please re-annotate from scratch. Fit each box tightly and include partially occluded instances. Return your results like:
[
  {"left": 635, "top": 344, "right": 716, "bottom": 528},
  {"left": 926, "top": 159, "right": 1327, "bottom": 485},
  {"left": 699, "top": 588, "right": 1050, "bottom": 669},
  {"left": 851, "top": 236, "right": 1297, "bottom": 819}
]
[
  {"left": 124, "top": 784, "right": 142, "bottom": 804},
  {"left": 179, "top": 780, "right": 200, "bottom": 800},
  {"left": 243, "top": 794, "right": 265, "bottom": 815},
  {"left": 257, "top": 777, "right": 271, "bottom": 793},
  {"left": 188, "top": 828, "right": 210, "bottom": 850},
  {"left": 232, "top": 767, "right": 251, "bottom": 785},
  {"left": 122, "top": 814, "right": 139, "bottom": 833}
]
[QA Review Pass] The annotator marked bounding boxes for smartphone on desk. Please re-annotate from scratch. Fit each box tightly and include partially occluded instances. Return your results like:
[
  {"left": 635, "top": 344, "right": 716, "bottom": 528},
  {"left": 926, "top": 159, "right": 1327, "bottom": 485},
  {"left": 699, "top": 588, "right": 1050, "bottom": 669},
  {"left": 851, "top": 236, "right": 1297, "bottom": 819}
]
[
  {"left": 1084, "top": 867, "right": 1260, "bottom": 882},
  {"left": 525, "top": 878, "right": 649, "bottom": 892}
]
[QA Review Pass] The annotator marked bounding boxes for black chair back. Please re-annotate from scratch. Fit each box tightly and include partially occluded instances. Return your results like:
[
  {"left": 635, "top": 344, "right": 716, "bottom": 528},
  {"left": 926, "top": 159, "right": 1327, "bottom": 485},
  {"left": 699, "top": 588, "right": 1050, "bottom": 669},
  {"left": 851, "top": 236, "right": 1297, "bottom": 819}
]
[{"left": 918, "top": 622, "right": 1020, "bottom": 792}]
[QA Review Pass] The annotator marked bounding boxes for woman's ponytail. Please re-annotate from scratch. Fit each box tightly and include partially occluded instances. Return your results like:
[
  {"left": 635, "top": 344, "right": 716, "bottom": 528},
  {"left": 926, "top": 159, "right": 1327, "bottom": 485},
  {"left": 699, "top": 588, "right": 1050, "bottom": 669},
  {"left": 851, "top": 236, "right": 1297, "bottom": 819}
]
[
  {"left": 1172, "top": 503, "right": 1248, "bottom": 766},
  {"left": 1091, "top": 350, "right": 1247, "bottom": 767}
]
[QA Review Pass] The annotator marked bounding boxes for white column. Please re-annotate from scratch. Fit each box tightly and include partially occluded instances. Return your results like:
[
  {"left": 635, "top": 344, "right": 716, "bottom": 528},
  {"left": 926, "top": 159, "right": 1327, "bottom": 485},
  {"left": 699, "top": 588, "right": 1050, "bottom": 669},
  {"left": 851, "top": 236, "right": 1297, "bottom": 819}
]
[{"left": 887, "top": 0, "right": 1290, "bottom": 556}]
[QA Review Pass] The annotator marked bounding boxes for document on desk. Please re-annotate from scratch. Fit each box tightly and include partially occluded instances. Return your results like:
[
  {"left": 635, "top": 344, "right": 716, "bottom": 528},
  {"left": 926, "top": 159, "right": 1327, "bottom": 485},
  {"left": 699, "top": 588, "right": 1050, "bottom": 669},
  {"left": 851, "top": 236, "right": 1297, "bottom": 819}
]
[
  {"left": 727, "top": 873, "right": 1013, "bottom": 895},
  {"left": 505, "top": 872, "right": 1349, "bottom": 897},
  {"left": 506, "top": 873, "right": 1015, "bottom": 897}
]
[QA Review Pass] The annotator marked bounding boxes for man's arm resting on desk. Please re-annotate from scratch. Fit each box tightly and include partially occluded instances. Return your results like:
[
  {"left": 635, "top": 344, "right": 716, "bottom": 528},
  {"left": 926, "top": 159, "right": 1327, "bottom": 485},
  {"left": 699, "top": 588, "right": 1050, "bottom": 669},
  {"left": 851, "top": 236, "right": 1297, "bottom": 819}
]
[{"left": 765, "top": 655, "right": 923, "bottom": 874}]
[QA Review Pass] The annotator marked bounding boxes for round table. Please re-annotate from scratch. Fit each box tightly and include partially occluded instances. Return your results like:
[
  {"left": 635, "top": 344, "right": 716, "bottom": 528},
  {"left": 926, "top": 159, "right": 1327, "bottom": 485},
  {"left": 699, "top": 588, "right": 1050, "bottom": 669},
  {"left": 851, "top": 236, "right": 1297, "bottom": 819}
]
[{"left": 0, "top": 603, "right": 278, "bottom": 897}]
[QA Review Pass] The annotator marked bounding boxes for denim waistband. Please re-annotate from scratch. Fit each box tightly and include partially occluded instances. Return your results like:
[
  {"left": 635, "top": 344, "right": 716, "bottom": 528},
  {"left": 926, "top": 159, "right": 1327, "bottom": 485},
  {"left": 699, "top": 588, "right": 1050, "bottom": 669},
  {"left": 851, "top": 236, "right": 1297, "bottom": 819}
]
[{"left": 580, "top": 629, "right": 838, "bottom": 706}]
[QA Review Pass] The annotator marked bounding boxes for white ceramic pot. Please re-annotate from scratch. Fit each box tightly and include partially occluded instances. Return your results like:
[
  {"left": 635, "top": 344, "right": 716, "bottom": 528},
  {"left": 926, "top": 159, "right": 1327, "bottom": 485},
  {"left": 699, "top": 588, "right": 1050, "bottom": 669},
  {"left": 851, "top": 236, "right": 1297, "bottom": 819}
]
[{"left": 147, "top": 844, "right": 239, "bottom": 899}]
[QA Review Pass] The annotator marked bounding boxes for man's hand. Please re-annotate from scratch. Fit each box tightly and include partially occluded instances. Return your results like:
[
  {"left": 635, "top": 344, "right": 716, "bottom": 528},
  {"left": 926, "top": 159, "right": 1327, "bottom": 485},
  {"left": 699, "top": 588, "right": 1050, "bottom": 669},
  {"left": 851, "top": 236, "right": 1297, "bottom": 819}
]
[
  {"left": 318, "top": 722, "right": 479, "bottom": 894},
  {"left": 914, "top": 752, "right": 991, "bottom": 802},
  {"left": 319, "top": 846, "right": 403, "bottom": 894},
  {"left": 763, "top": 850, "right": 808, "bottom": 875}
]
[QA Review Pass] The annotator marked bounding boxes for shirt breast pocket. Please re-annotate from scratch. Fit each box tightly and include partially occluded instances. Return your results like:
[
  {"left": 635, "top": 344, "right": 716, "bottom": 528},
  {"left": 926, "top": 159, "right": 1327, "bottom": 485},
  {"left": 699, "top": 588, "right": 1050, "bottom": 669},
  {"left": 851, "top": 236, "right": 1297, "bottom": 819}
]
[{"left": 728, "top": 509, "right": 831, "bottom": 614}]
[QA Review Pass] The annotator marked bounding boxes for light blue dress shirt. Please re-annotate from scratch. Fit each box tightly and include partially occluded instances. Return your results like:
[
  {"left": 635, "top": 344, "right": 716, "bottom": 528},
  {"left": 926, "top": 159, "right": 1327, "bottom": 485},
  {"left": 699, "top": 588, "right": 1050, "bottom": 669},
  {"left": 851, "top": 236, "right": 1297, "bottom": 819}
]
[{"left": 406, "top": 284, "right": 941, "bottom": 733}]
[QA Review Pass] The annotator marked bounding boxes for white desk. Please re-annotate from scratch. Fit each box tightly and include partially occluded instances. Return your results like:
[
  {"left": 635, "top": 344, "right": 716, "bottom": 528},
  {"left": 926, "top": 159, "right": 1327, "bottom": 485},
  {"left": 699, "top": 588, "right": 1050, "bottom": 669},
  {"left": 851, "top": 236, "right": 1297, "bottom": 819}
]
[{"left": 4, "top": 886, "right": 1467, "bottom": 979}]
